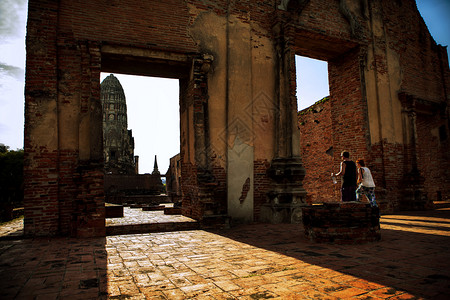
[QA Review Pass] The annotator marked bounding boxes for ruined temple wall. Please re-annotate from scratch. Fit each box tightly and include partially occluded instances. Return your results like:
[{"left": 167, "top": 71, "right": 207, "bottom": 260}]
[
  {"left": 380, "top": 0, "right": 450, "bottom": 204},
  {"left": 362, "top": 0, "right": 448, "bottom": 144},
  {"left": 58, "top": 0, "right": 197, "bottom": 54},
  {"left": 366, "top": 0, "right": 449, "bottom": 207},
  {"left": 328, "top": 48, "right": 378, "bottom": 201},
  {"left": 298, "top": 0, "right": 449, "bottom": 210},
  {"left": 381, "top": 0, "right": 447, "bottom": 103},
  {"left": 25, "top": 0, "right": 449, "bottom": 236},
  {"left": 24, "top": 1, "right": 60, "bottom": 236},
  {"left": 26, "top": 1, "right": 105, "bottom": 236},
  {"left": 24, "top": 0, "right": 392, "bottom": 231},
  {"left": 186, "top": 1, "right": 280, "bottom": 221},
  {"left": 181, "top": 0, "right": 378, "bottom": 220},
  {"left": 416, "top": 114, "right": 450, "bottom": 202},
  {"left": 292, "top": 0, "right": 358, "bottom": 41}
]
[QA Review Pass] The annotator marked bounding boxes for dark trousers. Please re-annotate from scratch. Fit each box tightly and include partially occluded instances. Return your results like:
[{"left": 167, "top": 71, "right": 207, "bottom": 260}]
[{"left": 341, "top": 185, "right": 357, "bottom": 202}]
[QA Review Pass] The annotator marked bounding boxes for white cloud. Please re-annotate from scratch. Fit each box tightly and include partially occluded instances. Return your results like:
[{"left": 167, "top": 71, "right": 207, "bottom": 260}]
[
  {"left": 0, "top": 0, "right": 28, "bottom": 41},
  {"left": 0, "top": 0, "right": 27, "bottom": 150}
]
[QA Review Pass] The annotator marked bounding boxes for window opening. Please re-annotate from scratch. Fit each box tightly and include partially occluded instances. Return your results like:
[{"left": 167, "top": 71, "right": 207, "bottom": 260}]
[
  {"left": 295, "top": 55, "right": 329, "bottom": 111},
  {"left": 100, "top": 73, "right": 180, "bottom": 175}
]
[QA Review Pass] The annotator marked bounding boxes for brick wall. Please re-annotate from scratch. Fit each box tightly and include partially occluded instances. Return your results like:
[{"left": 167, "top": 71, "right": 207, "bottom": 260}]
[
  {"left": 181, "top": 161, "right": 201, "bottom": 219},
  {"left": 253, "top": 159, "right": 271, "bottom": 219},
  {"left": 381, "top": 0, "right": 447, "bottom": 102},
  {"left": 104, "top": 174, "right": 164, "bottom": 195},
  {"left": 381, "top": 0, "right": 450, "bottom": 204},
  {"left": 24, "top": 0, "right": 59, "bottom": 236},
  {"left": 58, "top": 0, "right": 197, "bottom": 54},
  {"left": 298, "top": 98, "right": 337, "bottom": 204},
  {"left": 23, "top": 151, "right": 60, "bottom": 236},
  {"left": 417, "top": 113, "right": 450, "bottom": 201},
  {"left": 73, "top": 164, "right": 105, "bottom": 238}
]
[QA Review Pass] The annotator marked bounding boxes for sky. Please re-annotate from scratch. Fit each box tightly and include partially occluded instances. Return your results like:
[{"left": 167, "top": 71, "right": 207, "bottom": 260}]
[{"left": 1, "top": 0, "right": 449, "bottom": 173}]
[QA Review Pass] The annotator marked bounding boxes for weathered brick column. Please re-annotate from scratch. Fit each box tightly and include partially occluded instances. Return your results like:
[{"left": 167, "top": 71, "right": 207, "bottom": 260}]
[{"left": 302, "top": 202, "right": 380, "bottom": 244}]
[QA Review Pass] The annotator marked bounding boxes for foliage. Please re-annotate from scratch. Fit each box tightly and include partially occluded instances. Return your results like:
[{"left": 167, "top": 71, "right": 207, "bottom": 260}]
[
  {"left": 298, "top": 95, "right": 330, "bottom": 116},
  {"left": 0, "top": 145, "right": 24, "bottom": 221},
  {"left": 0, "top": 144, "right": 9, "bottom": 153}
]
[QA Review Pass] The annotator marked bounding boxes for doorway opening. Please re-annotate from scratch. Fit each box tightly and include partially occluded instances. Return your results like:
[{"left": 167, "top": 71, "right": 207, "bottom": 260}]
[{"left": 99, "top": 71, "right": 195, "bottom": 234}]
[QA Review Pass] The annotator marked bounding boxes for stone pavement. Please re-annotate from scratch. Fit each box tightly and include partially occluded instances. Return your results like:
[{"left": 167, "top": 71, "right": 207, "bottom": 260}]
[
  {"left": 0, "top": 208, "right": 449, "bottom": 299},
  {"left": 0, "top": 216, "right": 23, "bottom": 239}
]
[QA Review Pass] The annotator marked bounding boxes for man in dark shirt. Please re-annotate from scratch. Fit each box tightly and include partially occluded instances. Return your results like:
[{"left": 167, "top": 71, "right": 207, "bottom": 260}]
[{"left": 332, "top": 151, "right": 357, "bottom": 202}]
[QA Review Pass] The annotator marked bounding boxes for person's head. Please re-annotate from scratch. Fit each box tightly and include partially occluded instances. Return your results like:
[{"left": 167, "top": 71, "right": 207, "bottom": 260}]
[
  {"left": 356, "top": 159, "right": 365, "bottom": 167},
  {"left": 341, "top": 151, "right": 350, "bottom": 159}
]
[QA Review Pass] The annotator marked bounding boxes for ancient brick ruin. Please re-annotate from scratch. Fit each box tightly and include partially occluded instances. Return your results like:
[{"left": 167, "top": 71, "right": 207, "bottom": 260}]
[
  {"left": 100, "top": 74, "right": 136, "bottom": 175},
  {"left": 166, "top": 154, "right": 182, "bottom": 205},
  {"left": 24, "top": 0, "right": 449, "bottom": 237},
  {"left": 101, "top": 75, "right": 166, "bottom": 209}
]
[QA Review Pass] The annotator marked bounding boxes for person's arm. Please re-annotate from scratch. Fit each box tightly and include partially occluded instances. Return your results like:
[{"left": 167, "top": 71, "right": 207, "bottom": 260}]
[
  {"left": 357, "top": 167, "right": 364, "bottom": 184},
  {"left": 333, "top": 161, "right": 346, "bottom": 177}
]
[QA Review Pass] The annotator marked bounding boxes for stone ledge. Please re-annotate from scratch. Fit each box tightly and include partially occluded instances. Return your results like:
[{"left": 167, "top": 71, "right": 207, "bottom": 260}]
[{"left": 106, "top": 221, "right": 199, "bottom": 236}]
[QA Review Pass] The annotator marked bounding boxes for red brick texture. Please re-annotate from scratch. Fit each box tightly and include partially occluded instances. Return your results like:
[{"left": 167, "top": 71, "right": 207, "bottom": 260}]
[
  {"left": 254, "top": 160, "right": 272, "bottom": 220},
  {"left": 298, "top": 98, "right": 337, "bottom": 204}
]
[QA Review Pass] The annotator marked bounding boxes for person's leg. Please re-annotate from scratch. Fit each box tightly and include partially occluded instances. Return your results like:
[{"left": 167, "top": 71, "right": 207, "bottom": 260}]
[
  {"left": 350, "top": 185, "right": 357, "bottom": 202},
  {"left": 342, "top": 186, "right": 356, "bottom": 202},
  {"left": 355, "top": 185, "right": 363, "bottom": 201},
  {"left": 341, "top": 186, "right": 350, "bottom": 202},
  {"left": 367, "top": 187, "right": 377, "bottom": 207},
  {"left": 360, "top": 186, "right": 371, "bottom": 204},
  {"left": 348, "top": 186, "right": 357, "bottom": 202}
]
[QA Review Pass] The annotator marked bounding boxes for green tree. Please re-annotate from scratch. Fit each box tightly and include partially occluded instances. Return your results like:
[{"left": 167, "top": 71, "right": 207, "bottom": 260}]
[
  {"left": 0, "top": 143, "right": 9, "bottom": 153},
  {"left": 0, "top": 145, "right": 24, "bottom": 221}
]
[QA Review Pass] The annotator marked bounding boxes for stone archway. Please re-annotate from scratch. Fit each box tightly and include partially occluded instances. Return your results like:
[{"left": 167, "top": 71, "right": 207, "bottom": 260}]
[{"left": 24, "top": 39, "right": 213, "bottom": 237}]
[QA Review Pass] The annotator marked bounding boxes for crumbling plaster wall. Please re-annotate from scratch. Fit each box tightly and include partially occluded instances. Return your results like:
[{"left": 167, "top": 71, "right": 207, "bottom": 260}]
[{"left": 189, "top": 4, "right": 277, "bottom": 222}]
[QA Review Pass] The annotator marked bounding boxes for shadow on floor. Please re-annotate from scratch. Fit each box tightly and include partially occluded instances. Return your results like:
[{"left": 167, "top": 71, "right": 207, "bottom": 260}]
[{"left": 208, "top": 209, "right": 450, "bottom": 299}]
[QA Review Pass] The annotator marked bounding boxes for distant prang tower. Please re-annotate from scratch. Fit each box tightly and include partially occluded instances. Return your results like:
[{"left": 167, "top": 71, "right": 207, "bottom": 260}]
[{"left": 101, "top": 74, "right": 136, "bottom": 175}]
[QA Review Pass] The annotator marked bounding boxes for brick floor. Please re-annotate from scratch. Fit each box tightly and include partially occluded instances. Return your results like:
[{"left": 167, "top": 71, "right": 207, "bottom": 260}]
[{"left": 0, "top": 208, "right": 449, "bottom": 299}]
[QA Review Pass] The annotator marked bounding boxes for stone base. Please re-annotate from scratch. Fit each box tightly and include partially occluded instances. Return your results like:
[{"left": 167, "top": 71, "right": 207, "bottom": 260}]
[
  {"left": 259, "top": 203, "right": 305, "bottom": 224},
  {"left": 105, "top": 203, "right": 124, "bottom": 218},
  {"left": 200, "top": 215, "right": 231, "bottom": 230},
  {"left": 142, "top": 205, "right": 165, "bottom": 211},
  {"left": 302, "top": 202, "right": 380, "bottom": 244},
  {"left": 164, "top": 207, "right": 182, "bottom": 215},
  {"left": 108, "top": 194, "right": 170, "bottom": 206}
]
